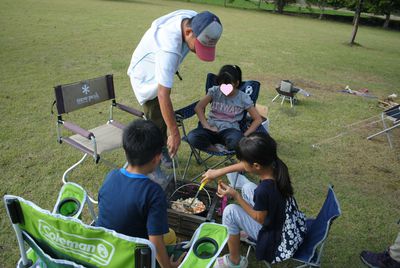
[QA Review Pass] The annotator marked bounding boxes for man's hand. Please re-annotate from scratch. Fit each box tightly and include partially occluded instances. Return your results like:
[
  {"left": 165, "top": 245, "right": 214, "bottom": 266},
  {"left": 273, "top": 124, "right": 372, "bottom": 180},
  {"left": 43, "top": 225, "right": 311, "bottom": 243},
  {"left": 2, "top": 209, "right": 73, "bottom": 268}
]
[{"left": 167, "top": 128, "right": 181, "bottom": 157}]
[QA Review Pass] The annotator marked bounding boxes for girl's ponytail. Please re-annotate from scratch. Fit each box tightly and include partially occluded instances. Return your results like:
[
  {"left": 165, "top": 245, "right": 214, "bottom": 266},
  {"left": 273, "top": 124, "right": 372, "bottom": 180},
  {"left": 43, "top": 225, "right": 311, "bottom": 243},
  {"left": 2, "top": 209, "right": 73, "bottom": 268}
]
[{"left": 273, "top": 157, "right": 293, "bottom": 198}]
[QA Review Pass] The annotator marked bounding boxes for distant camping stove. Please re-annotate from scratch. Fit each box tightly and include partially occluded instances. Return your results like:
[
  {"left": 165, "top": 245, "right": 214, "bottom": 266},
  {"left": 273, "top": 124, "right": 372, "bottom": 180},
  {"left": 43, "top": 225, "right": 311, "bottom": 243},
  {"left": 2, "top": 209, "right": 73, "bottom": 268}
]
[{"left": 166, "top": 180, "right": 222, "bottom": 238}]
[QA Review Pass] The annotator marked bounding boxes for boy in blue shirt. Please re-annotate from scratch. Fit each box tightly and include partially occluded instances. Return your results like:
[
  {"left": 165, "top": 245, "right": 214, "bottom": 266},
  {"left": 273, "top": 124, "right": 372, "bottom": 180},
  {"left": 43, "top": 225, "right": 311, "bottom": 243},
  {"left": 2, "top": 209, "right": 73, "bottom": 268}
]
[{"left": 97, "top": 119, "right": 183, "bottom": 268}]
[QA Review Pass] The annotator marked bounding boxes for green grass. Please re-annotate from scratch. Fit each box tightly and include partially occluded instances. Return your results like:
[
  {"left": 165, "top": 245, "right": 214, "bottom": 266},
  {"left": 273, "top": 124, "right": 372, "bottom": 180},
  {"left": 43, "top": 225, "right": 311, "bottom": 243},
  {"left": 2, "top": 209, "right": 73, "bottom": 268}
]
[
  {"left": 170, "top": 0, "right": 363, "bottom": 17},
  {"left": 1, "top": 0, "right": 400, "bottom": 267}
]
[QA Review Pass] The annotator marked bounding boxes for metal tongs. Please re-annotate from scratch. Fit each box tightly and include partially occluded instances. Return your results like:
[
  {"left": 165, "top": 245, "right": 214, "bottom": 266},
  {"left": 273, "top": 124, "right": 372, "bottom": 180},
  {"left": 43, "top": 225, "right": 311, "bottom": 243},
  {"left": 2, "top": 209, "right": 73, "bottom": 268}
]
[{"left": 184, "top": 180, "right": 208, "bottom": 212}]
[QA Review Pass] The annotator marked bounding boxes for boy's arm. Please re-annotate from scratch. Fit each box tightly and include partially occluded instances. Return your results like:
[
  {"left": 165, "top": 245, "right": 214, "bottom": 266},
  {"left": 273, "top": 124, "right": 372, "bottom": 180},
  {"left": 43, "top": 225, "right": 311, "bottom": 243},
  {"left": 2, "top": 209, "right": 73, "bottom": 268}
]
[
  {"left": 148, "top": 235, "right": 172, "bottom": 268},
  {"left": 243, "top": 106, "right": 263, "bottom": 136},
  {"left": 194, "top": 95, "right": 216, "bottom": 131}
]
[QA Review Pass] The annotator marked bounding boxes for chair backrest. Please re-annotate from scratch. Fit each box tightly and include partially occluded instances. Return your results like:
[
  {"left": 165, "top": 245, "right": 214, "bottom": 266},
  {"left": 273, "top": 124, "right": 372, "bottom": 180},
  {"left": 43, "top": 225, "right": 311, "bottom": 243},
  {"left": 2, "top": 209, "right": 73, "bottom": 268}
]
[
  {"left": 385, "top": 105, "right": 400, "bottom": 123},
  {"left": 4, "top": 195, "right": 156, "bottom": 268},
  {"left": 180, "top": 222, "right": 228, "bottom": 268},
  {"left": 54, "top": 74, "right": 115, "bottom": 115},
  {"left": 292, "top": 185, "right": 341, "bottom": 264},
  {"left": 279, "top": 80, "right": 293, "bottom": 93}
]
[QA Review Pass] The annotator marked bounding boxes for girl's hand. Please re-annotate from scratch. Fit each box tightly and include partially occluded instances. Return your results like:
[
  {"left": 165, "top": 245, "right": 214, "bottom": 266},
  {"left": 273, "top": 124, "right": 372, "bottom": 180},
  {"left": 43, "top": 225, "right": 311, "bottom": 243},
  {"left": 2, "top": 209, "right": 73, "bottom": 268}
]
[
  {"left": 204, "top": 125, "right": 218, "bottom": 132},
  {"left": 217, "top": 182, "right": 237, "bottom": 199},
  {"left": 201, "top": 169, "right": 219, "bottom": 183}
]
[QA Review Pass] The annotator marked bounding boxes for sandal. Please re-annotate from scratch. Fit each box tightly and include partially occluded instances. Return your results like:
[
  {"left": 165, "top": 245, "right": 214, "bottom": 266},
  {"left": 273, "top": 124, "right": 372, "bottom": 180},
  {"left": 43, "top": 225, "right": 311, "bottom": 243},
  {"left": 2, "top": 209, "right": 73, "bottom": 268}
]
[{"left": 214, "top": 254, "right": 248, "bottom": 268}]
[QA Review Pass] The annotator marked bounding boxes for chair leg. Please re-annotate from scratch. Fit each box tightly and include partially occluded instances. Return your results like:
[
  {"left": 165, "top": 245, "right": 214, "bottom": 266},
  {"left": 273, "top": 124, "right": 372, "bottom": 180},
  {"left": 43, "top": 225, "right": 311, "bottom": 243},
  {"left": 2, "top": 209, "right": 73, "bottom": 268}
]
[
  {"left": 272, "top": 94, "right": 280, "bottom": 102},
  {"left": 290, "top": 97, "right": 293, "bottom": 108},
  {"left": 281, "top": 96, "right": 285, "bottom": 105},
  {"left": 382, "top": 114, "right": 393, "bottom": 148},
  {"left": 62, "top": 154, "right": 88, "bottom": 184},
  {"left": 182, "top": 151, "right": 194, "bottom": 181},
  {"left": 86, "top": 197, "right": 97, "bottom": 222},
  {"left": 245, "top": 244, "right": 253, "bottom": 259}
]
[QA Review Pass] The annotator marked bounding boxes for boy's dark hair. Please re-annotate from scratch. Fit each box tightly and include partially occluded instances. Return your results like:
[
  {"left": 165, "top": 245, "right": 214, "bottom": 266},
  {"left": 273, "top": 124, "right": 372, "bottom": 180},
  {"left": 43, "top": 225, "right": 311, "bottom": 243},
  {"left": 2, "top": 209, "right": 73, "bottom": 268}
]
[
  {"left": 216, "top": 65, "right": 242, "bottom": 86},
  {"left": 122, "top": 119, "right": 164, "bottom": 166},
  {"left": 236, "top": 132, "right": 294, "bottom": 198}
]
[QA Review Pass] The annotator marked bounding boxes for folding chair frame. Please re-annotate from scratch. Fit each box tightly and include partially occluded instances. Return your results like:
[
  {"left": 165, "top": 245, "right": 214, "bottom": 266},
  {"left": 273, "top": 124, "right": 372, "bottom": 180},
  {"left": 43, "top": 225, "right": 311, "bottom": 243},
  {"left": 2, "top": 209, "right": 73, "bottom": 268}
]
[
  {"left": 243, "top": 185, "right": 341, "bottom": 268},
  {"left": 54, "top": 74, "right": 145, "bottom": 202},
  {"left": 367, "top": 105, "right": 400, "bottom": 148}
]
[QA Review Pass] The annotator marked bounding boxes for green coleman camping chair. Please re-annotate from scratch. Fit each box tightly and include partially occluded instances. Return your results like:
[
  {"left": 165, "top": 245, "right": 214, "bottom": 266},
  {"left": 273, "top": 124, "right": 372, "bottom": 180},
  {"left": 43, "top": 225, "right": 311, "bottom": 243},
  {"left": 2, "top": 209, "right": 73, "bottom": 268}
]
[
  {"left": 4, "top": 194, "right": 156, "bottom": 268},
  {"left": 179, "top": 222, "right": 228, "bottom": 268}
]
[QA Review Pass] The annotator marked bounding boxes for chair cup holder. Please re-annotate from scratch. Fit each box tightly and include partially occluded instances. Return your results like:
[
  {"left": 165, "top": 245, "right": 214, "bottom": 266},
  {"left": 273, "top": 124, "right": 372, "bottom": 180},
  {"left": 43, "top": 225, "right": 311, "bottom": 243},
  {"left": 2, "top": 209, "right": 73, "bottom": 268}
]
[
  {"left": 193, "top": 237, "right": 219, "bottom": 259},
  {"left": 56, "top": 198, "right": 82, "bottom": 218}
]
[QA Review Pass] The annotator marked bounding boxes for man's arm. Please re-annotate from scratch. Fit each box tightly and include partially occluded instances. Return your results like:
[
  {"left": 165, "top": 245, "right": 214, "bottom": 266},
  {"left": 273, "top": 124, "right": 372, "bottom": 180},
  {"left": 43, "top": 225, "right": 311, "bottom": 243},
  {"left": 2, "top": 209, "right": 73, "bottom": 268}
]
[{"left": 158, "top": 85, "right": 180, "bottom": 157}]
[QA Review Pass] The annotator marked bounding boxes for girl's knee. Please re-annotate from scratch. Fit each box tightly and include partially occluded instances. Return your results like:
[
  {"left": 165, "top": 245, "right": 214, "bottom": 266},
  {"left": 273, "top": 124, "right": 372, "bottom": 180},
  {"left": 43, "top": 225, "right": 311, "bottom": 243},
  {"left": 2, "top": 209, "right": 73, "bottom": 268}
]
[{"left": 222, "top": 204, "right": 240, "bottom": 222}]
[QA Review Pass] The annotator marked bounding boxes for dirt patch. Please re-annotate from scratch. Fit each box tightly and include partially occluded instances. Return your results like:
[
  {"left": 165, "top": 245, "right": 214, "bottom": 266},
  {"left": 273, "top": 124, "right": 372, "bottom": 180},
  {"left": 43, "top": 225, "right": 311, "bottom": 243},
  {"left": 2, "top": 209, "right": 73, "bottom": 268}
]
[{"left": 250, "top": 74, "right": 342, "bottom": 92}]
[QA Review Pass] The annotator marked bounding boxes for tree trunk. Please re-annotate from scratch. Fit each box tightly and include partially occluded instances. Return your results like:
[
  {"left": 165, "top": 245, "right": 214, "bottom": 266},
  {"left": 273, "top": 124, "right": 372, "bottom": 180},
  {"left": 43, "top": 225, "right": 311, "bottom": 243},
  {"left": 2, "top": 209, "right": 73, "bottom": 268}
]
[
  {"left": 349, "top": 0, "right": 364, "bottom": 46},
  {"left": 276, "top": 0, "right": 285, "bottom": 13},
  {"left": 383, "top": 13, "right": 390, "bottom": 28}
]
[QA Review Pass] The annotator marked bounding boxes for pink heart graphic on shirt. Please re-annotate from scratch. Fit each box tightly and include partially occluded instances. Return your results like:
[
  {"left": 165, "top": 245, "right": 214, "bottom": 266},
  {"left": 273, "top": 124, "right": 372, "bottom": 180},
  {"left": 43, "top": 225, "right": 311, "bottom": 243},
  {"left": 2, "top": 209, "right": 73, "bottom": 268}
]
[{"left": 220, "top": 84, "right": 233, "bottom": 96}]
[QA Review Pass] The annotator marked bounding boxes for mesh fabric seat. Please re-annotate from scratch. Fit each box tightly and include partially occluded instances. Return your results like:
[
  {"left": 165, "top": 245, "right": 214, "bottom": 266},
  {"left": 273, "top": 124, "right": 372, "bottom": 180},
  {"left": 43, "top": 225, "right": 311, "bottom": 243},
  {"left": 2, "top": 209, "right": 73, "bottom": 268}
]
[
  {"left": 175, "top": 73, "right": 267, "bottom": 182},
  {"left": 54, "top": 74, "right": 144, "bottom": 198}
]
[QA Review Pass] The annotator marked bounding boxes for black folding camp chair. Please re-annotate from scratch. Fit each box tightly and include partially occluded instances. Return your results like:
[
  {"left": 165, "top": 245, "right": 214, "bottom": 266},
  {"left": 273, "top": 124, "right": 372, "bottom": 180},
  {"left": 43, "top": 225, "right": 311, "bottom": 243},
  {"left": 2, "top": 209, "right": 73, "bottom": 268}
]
[
  {"left": 175, "top": 73, "right": 266, "bottom": 182},
  {"left": 367, "top": 105, "right": 400, "bottom": 148}
]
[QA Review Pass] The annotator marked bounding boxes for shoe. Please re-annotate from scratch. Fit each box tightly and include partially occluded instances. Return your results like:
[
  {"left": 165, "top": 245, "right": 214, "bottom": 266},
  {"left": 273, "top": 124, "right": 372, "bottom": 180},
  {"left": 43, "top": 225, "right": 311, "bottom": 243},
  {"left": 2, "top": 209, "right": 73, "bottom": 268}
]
[
  {"left": 360, "top": 250, "right": 400, "bottom": 268},
  {"left": 215, "top": 143, "right": 228, "bottom": 152},
  {"left": 214, "top": 254, "right": 248, "bottom": 268},
  {"left": 161, "top": 148, "right": 173, "bottom": 169}
]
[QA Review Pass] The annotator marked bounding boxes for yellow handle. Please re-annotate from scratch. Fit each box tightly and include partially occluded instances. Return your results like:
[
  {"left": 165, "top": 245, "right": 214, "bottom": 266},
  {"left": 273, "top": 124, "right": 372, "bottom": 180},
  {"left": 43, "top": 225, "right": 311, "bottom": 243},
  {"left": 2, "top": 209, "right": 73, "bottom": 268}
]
[{"left": 199, "top": 180, "right": 208, "bottom": 191}]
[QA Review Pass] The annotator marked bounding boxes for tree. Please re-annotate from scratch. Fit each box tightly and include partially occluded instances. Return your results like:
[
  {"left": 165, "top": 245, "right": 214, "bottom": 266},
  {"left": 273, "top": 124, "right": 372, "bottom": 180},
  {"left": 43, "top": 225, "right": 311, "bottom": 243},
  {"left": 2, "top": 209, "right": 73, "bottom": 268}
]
[
  {"left": 366, "top": 0, "right": 400, "bottom": 28},
  {"left": 349, "top": 0, "right": 364, "bottom": 45}
]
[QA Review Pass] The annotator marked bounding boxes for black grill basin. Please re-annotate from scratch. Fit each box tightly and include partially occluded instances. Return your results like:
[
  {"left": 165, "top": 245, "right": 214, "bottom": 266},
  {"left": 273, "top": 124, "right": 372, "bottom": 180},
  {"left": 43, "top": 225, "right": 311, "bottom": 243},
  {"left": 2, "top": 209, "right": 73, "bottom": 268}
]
[{"left": 166, "top": 180, "right": 222, "bottom": 238}]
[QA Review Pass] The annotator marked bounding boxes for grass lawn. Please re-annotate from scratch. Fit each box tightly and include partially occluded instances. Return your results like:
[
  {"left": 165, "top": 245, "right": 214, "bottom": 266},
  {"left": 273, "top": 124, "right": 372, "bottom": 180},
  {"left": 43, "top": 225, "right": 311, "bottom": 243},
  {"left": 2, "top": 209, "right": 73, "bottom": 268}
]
[{"left": 1, "top": 0, "right": 400, "bottom": 267}]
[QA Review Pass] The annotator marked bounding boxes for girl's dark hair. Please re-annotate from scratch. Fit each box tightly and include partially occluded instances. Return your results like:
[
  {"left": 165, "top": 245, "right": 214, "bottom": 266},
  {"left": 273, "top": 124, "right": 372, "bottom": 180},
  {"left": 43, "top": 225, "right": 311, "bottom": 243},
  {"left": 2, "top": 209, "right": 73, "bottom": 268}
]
[
  {"left": 236, "top": 132, "right": 294, "bottom": 198},
  {"left": 216, "top": 65, "right": 242, "bottom": 86},
  {"left": 123, "top": 119, "right": 164, "bottom": 166}
]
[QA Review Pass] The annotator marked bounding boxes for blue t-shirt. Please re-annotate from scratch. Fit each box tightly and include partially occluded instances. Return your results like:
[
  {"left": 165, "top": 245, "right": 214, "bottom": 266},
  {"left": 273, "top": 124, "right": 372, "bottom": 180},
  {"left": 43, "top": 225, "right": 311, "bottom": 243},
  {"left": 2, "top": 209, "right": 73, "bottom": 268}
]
[
  {"left": 96, "top": 169, "right": 169, "bottom": 238},
  {"left": 253, "top": 179, "right": 286, "bottom": 262}
]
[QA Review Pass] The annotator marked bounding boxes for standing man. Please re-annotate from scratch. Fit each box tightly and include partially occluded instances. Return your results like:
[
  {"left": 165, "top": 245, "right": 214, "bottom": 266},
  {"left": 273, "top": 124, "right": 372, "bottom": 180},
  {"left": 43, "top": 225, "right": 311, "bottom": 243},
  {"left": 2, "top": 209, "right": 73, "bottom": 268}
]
[{"left": 127, "top": 10, "right": 223, "bottom": 167}]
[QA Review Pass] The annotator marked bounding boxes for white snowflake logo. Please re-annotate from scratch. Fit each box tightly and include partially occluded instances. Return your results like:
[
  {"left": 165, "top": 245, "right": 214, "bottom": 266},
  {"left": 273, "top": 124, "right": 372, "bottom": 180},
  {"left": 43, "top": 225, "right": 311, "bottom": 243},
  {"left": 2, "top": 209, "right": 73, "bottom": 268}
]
[{"left": 82, "top": 84, "right": 90, "bottom": 95}]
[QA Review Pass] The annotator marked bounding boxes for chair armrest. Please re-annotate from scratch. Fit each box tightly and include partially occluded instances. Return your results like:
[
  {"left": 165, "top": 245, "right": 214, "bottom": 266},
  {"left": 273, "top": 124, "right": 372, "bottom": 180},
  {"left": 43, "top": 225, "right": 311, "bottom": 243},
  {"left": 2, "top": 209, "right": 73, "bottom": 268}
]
[
  {"left": 115, "top": 103, "right": 144, "bottom": 118},
  {"left": 175, "top": 101, "right": 199, "bottom": 121},
  {"left": 63, "top": 121, "right": 94, "bottom": 139}
]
